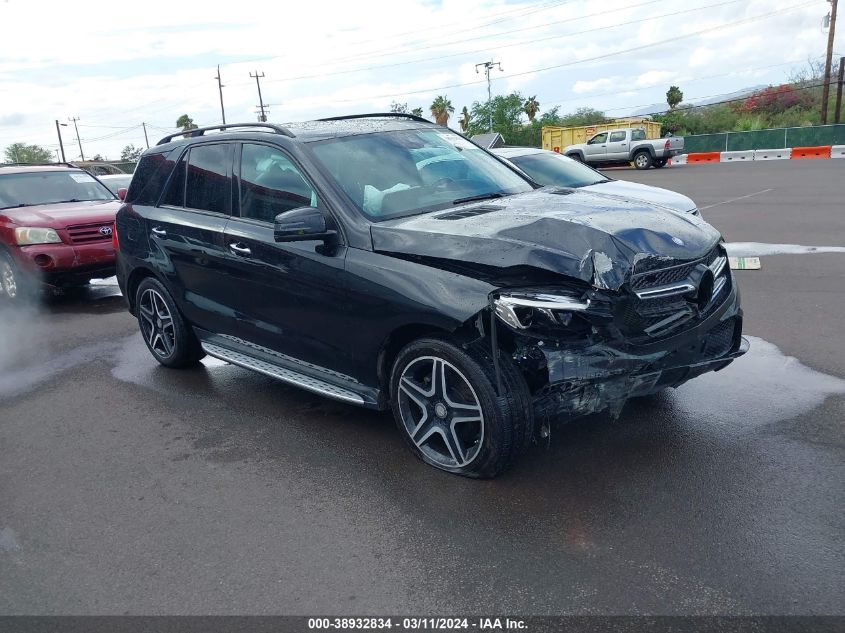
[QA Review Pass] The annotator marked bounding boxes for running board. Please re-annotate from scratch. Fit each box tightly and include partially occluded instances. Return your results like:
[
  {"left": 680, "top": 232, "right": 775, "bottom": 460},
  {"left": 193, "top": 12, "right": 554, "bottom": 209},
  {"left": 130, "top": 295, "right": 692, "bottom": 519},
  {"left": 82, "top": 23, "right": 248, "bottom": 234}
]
[{"left": 201, "top": 342, "right": 366, "bottom": 405}]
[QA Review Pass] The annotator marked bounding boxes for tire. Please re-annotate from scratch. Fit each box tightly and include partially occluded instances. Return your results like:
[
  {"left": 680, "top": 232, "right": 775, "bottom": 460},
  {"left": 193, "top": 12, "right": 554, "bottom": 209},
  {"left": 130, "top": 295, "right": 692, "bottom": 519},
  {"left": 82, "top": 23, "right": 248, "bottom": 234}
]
[
  {"left": 135, "top": 277, "right": 205, "bottom": 368},
  {"left": 389, "top": 337, "right": 533, "bottom": 478},
  {"left": 633, "top": 151, "right": 653, "bottom": 170},
  {"left": 653, "top": 159, "right": 667, "bottom": 168},
  {"left": 0, "top": 251, "right": 33, "bottom": 303}
]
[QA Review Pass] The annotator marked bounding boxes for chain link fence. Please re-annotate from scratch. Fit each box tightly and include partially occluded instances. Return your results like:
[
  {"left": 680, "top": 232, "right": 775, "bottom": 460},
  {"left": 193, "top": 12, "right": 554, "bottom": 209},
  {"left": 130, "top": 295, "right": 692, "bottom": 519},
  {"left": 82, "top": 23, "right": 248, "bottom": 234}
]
[{"left": 684, "top": 124, "right": 845, "bottom": 153}]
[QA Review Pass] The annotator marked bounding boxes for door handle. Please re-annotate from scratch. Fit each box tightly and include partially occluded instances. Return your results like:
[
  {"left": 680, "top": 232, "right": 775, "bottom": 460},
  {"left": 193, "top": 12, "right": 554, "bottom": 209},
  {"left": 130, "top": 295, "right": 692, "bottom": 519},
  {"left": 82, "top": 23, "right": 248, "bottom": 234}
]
[
  {"left": 229, "top": 242, "right": 251, "bottom": 256},
  {"left": 151, "top": 227, "right": 166, "bottom": 237}
]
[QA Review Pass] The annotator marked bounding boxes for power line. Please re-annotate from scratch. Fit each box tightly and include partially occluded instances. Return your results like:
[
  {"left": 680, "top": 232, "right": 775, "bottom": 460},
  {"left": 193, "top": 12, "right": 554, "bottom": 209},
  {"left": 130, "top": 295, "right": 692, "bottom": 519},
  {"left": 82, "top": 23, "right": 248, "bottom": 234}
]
[{"left": 323, "top": 0, "right": 814, "bottom": 105}]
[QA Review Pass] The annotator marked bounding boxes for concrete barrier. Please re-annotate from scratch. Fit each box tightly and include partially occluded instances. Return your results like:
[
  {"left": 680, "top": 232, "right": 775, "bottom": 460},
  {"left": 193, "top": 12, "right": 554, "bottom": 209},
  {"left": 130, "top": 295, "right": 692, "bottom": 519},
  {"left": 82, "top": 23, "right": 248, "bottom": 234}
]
[
  {"left": 669, "top": 154, "right": 687, "bottom": 166},
  {"left": 791, "top": 145, "right": 832, "bottom": 159},
  {"left": 687, "top": 152, "right": 721, "bottom": 163},
  {"left": 831, "top": 145, "right": 845, "bottom": 159},
  {"left": 720, "top": 150, "right": 755, "bottom": 162},
  {"left": 754, "top": 148, "right": 792, "bottom": 160}
]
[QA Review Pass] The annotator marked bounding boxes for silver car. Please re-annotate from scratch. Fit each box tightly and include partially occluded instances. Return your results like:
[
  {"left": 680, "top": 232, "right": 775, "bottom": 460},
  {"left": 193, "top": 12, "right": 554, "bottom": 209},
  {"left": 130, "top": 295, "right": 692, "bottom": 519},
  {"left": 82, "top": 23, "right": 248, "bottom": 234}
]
[{"left": 493, "top": 147, "right": 699, "bottom": 216}]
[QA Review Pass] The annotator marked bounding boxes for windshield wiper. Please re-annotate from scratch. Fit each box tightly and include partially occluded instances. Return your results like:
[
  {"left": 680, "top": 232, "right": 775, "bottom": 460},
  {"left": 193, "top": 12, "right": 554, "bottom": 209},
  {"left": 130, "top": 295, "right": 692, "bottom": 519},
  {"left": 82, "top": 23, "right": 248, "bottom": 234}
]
[{"left": 452, "top": 192, "right": 505, "bottom": 205}]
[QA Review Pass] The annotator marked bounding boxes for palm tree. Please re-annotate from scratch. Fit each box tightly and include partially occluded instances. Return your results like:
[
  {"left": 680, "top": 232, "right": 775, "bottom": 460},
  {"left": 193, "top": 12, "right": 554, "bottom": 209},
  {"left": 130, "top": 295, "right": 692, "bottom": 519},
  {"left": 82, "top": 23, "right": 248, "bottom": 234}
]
[
  {"left": 176, "top": 114, "right": 198, "bottom": 131},
  {"left": 430, "top": 96, "right": 454, "bottom": 126},
  {"left": 459, "top": 106, "right": 470, "bottom": 133},
  {"left": 523, "top": 95, "right": 540, "bottom": 122}
]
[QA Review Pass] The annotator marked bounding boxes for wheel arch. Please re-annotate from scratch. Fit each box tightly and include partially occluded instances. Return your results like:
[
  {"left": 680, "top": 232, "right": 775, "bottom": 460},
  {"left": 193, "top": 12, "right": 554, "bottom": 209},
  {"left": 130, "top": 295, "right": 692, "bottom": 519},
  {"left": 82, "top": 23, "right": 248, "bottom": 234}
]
[
  {"left": 376, "top": 316, "right": 484, "bottom": 406},
  {"left": 124, "top": 265, "right": 162, "bottom": 315}
]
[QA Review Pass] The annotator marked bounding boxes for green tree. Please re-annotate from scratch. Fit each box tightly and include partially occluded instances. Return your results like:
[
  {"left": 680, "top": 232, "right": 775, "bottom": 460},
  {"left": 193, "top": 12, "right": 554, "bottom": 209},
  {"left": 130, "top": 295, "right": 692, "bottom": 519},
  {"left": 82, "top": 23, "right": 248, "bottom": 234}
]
[
  {"left": 176, "top": 114, "right": 198, "bottom": 131},
  {"left": 459, "top": 106, "right": 470, "bottom": 133},
  {"left": 389, "top": 101, "right": 408, "bottom": 113},
  {"left": 120, "top": 144, "right": 143, "bottom": 161},
  {"left": 3, "top": 142, "right": 53, "bottom": 164},
  {"left": 467, "top": 92, "right": 525, "bottom": 138},
  {"left": 430, "top": 95, "right": 454, "bottom": 126},
  {"left": 666, "top": 85, "right": 684, "bottom": 110},
  {"left": 410, "top": 107, "right": 424, "bottom": 118},
  {"left": 523, "top": 95, "right": 540, "bottom": 122}
]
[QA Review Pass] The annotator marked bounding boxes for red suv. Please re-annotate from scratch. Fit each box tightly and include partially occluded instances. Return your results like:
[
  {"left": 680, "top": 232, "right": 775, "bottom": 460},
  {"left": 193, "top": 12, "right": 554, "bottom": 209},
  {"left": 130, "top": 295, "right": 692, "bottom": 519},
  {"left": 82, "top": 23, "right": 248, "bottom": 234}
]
[{"left": 0, "top": 164, "right": 121, "bottom": 300}]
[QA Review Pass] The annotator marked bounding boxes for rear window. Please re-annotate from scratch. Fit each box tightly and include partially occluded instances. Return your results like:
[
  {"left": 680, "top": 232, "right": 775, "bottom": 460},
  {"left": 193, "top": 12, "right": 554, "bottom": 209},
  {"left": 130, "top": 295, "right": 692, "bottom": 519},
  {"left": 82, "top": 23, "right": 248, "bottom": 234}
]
[{"left": 126, "top": 150, "right": 178, "bottom": 205}]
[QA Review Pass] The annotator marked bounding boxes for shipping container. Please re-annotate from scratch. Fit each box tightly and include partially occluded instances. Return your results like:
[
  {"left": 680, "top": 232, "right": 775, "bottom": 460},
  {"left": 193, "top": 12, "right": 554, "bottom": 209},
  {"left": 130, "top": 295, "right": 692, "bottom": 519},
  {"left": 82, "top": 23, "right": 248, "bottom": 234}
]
[{"left": 542, "top": 119, "right": 662, "bottom": 152}]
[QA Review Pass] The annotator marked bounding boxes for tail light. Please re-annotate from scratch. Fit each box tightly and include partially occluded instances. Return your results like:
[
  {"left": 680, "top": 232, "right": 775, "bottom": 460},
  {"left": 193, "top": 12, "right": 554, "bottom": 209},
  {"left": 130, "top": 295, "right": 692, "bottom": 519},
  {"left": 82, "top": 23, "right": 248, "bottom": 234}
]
[
  {"left": 112, "top": 225, "right": 120, "bottom": 251},
  {"left": 664, "top": 139, "right": 671, "bottom": 151}
]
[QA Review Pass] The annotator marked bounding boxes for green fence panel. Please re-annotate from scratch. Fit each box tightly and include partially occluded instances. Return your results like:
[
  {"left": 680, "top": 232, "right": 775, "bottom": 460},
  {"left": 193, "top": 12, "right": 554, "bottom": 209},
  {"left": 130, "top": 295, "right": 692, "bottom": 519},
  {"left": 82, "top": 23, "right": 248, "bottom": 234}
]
[
  {"left": 726, "top": 129, "right": 787, "bottom": 151},
  {"left": 786, "top": 125, "right": 845, "bottom": 147},
  {"left": 684, "top": 124, "right": 845, "bottom": 154},
  {"left": 684, "top": 134, "right": 727, "bottom": 153}
]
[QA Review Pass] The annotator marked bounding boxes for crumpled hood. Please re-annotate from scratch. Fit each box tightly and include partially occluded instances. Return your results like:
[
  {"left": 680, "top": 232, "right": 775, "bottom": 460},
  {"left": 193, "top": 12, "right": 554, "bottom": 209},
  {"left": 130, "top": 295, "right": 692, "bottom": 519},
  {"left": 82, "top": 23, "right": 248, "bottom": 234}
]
[
  {"left": 371, "top": 188, "right": 721, "bottom": 290},
  {"left": 583, "top": 179, "right": 697, "bottom": 214},
  {"left": 2, "top": 200, "right": 120, "bottom": 228}
]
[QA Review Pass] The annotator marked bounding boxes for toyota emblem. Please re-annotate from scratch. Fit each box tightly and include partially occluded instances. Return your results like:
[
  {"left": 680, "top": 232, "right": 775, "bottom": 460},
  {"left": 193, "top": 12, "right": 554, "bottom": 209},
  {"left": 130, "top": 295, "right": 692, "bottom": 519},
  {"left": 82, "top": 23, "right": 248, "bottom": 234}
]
[{"left": 99, "top": 226, "right": 113, "bottom": 236}]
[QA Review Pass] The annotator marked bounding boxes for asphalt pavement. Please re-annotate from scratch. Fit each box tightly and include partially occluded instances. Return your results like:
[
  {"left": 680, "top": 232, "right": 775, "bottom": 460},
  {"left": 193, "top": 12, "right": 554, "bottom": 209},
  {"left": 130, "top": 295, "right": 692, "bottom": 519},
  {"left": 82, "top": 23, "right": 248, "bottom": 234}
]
[{"left": 1, "top": 160, "right": 843, "bottom": 615}]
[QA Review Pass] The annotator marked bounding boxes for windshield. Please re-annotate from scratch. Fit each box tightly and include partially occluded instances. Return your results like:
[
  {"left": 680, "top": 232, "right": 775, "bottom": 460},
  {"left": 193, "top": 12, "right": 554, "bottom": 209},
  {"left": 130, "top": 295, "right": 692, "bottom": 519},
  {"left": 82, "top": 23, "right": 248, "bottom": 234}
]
[
  {"left": 0, "top": 170, "right": 115, "bottom": 209},
  {"left": 308, "top": 128, "right": 533, "bottom": 221},
  {"left": 507, "top": 152, "right": 610, "bottom": 188}
]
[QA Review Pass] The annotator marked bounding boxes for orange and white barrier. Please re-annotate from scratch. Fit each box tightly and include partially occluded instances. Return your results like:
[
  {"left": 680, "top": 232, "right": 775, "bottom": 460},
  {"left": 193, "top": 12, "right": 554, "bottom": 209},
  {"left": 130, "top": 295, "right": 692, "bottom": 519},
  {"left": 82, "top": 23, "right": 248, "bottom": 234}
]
[{"left": 675, "top": 146, "right": 841, "bottom": 165}]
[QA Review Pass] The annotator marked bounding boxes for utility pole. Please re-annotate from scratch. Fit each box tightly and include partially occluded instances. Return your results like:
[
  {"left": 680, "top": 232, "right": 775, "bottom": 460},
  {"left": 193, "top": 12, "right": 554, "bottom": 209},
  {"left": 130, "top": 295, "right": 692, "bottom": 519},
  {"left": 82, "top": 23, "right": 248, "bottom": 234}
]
[
  {"left": 250, "top": 70, "right": 267, "bottom": 122},
  {"left": 475, "top": 60, "right": 503, "bottom": 132},
  {"left": 835, "top": 56, "right": 844, "bottom": 124},
  {"left": 215, "top": 65, "right": 226, "bottom": 124},
  {"left": 142, "top": 122, "right": 150, "bottom": 149},
  {"left": 55, "top": 119, "right": 67, "bottom": 162},
  {"left": 69, "top": 116, "right": 84, "bottom": 161},
  {"left": 821, "top": 0, "right": 838, "bottom": 124}
]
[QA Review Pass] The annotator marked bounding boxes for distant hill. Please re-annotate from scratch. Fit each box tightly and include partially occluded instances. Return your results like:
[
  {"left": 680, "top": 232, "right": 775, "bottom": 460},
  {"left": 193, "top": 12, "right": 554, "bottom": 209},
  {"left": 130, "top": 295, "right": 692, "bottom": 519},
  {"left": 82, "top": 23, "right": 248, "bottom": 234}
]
[{"left": 629, "top": 85, "right": 767, "bottom": 116}]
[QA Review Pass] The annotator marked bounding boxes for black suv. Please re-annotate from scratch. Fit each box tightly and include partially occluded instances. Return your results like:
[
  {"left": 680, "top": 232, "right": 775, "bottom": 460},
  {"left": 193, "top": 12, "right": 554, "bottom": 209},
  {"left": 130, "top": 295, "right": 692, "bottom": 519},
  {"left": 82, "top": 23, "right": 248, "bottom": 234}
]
[{"left": 116, "top": 115, "right": 747, "bottom": 478}]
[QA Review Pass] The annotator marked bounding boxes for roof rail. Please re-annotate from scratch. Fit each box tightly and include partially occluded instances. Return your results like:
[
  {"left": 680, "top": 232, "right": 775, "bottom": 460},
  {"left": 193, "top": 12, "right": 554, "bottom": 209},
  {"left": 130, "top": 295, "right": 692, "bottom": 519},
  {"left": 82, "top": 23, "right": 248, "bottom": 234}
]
[
  {"left": 156, "top": 122, "right": 295, "bottom": 146},
  {"left": 317, "top": 112, "right": 432, "bottom": 125},
  {"left": 0, "top": 162, "right": 79, "bottom": 168}
]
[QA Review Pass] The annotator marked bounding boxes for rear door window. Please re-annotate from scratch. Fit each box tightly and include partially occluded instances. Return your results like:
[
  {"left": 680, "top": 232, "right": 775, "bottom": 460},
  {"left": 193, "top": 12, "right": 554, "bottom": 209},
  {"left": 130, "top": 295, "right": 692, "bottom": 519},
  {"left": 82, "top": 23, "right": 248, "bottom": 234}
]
[
  {"left": 609, "top": 131, "right": 627, "bottom": 142},
  {"left": 184, "top": 144, "right": 233, "bottom": 214},
  {"left": 631, "top": 129, "right": 646, "bottom": 141}
]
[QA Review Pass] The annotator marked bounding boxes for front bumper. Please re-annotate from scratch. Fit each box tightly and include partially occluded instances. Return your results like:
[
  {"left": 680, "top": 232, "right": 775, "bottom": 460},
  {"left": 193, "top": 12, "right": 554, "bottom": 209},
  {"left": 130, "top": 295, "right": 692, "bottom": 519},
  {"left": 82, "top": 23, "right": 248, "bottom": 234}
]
[
  {"left": 528, "top": 282, "right": 747, "bottom": 420},
  {"left": 14, "top": 242, "right": 116, "bottom": 286}
]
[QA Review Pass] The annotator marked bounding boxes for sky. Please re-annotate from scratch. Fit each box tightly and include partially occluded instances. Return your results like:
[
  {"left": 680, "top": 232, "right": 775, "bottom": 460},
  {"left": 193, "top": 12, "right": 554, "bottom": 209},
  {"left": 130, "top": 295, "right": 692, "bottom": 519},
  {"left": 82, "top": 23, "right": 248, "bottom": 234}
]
[{"left": 0, "top": 0, "right": 839, "bottom": 160}]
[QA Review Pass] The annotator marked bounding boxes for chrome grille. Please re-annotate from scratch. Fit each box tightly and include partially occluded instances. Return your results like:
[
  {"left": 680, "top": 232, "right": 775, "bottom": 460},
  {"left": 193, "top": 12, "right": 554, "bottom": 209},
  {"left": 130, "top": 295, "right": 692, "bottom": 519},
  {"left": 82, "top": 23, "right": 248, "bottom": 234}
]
[
  {"left": 66, "top": 222, "right": 114, "bottom": 245},
  {"left": 631, "top": 247, "right": 719, "bottom": 290},
  {"left": 623, "top": 245, "right": 730, "bottom": 340}
]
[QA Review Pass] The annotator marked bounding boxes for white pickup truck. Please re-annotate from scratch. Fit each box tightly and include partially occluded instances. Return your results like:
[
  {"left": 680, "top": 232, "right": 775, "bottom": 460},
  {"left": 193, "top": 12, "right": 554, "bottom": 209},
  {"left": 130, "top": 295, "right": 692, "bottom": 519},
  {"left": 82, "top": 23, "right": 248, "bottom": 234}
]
[{"left": 563, "top": 127, "right": 684, "bottom": 170}]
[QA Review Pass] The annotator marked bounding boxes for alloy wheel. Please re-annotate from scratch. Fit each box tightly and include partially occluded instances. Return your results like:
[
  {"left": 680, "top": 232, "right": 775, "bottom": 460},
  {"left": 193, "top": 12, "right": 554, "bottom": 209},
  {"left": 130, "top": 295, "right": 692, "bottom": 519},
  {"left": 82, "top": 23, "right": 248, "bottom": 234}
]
[
  {"left": 139, "top": 288, "right": 175, "bottom": 358},
  {"left": 397, "top": 356, "right": 484, "bottom": 469},
  {"left": 635, "top": 154, "right": 649, "bottom": 168},
  {"left": 0, "top": 259, "right": 17, "bottom": 299}
]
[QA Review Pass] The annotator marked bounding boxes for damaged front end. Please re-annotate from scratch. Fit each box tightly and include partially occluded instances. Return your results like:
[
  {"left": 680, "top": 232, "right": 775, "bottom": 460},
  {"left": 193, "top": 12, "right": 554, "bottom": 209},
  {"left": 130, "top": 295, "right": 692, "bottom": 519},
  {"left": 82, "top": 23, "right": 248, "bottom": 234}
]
[{"left": 487, "top": 243, "right": 748, "bottom": 426}]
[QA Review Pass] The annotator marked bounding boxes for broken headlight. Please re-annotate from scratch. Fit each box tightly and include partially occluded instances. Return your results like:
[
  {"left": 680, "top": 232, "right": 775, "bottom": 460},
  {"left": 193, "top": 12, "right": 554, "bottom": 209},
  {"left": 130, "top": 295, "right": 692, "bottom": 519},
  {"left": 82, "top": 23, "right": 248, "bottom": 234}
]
[{"left": 493, "top": 291, "right": 591, "bottom": 330}]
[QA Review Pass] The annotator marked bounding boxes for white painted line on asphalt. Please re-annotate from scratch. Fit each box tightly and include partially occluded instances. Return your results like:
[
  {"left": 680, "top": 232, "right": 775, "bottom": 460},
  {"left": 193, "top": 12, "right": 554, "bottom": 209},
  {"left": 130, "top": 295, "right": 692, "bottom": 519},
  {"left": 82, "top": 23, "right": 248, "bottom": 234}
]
[
  {"left": 699, "top": 189, "right": 773, "bottom": 210},
  {"left": 724, "top": 243, "right": 845, "bottom": 256}
]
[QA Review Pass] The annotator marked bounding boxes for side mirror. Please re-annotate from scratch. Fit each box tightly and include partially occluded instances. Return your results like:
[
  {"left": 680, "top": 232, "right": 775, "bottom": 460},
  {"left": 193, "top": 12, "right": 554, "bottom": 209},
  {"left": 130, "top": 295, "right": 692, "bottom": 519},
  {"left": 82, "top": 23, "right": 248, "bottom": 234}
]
[
  {"left": 274, "top": 206, "right": 336, "bottom": 242},
  {"left": 117, "top": 187, "right": 128, "bottom": 201}
]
